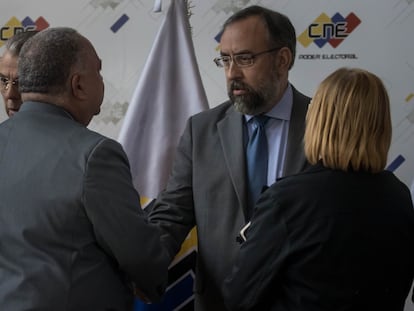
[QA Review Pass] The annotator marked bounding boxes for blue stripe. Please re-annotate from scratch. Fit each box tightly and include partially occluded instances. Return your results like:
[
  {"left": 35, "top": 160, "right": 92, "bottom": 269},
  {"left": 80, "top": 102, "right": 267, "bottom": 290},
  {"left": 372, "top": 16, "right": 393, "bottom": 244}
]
[
  {"left": 386, "top": 154, "right": 405, "bottom": 172},
  {"left": 111, "top": 14, "right": 129, "bottom": 33}
]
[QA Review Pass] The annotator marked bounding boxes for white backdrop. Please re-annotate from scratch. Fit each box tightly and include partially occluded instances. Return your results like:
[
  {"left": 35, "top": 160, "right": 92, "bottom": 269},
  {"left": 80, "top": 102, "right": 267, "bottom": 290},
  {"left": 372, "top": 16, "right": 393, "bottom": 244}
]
[
  {"left": 1, "top": 0, "right": 413, "bottom": 309},
  {"left": 1, "top": 0, "right": 413, "bottom": 186}
]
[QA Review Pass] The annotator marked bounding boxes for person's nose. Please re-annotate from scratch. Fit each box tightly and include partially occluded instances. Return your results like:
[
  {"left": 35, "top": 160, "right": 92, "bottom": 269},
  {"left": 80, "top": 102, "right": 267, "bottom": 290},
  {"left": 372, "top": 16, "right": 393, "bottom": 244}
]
[
  {"left": 225, "top": 60, "right": 243, "bottom": 81},
  {"left": 4, "top": 85, "right": 20, "bottom": 99}
]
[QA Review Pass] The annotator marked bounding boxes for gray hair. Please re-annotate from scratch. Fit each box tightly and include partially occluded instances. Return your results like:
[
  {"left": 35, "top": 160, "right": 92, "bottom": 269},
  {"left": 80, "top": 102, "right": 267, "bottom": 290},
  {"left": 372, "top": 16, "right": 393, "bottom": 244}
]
[
  {"left": 18, "top": 27, "right": 85, "bottom": 94},
  {"left": 4, "top": 30, "right": 38, "bottom": 56}
]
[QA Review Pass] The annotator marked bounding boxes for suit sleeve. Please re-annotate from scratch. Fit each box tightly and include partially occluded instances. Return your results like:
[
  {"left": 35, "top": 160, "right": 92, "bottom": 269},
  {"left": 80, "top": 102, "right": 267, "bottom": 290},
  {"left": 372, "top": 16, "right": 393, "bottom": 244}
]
[
  {"left": 222, "top": 187, "right": 289, "bottom": 310},
  {"left": 148, "top": 118, "right": 196, "bottom": 262},
  {"left": 82, "top": 138, "right": 169, "bottom": 302}
]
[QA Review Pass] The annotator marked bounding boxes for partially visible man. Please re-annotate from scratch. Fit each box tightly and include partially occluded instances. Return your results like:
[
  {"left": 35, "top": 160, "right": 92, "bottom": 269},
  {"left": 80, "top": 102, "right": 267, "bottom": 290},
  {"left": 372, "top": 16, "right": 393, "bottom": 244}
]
[
  {"left": 0, "top": 27, "right": 168, "bottom": 311},
  {"left": 149, "top": 5, "right": 310, "bottom": 310},
  {"left": 0, "top": 30, "right": 37, "bottom": 117}
]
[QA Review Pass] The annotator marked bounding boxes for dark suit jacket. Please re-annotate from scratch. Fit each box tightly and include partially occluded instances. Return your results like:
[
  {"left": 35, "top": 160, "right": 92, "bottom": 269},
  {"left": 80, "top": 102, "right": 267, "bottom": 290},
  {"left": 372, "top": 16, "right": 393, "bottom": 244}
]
[
  {"left": 223, "top": 163, "right": 414, "bottom": 311},
  {"left": 0, "top": 102, "right": 168, "bottom": 311},
  {"left": 149, "top": 86, "right": 310, "bottom": 310}
]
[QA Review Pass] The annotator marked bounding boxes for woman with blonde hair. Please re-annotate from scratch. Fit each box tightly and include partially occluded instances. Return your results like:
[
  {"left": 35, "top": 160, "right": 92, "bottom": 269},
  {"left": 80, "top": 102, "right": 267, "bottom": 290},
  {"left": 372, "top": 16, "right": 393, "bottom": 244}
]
[{"left": 223, "top": 67, "right": 414, "bottom": 311}]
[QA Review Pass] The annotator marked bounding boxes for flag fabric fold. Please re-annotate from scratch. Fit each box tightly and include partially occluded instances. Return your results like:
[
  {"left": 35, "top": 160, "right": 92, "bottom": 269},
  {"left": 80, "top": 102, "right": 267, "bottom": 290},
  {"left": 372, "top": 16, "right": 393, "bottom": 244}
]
[
  {"left": 118, "top": 0, "right": 208, "bottom": 203},
  {"left": 118, "top": 0, "right": 208, "bottom": 309}
]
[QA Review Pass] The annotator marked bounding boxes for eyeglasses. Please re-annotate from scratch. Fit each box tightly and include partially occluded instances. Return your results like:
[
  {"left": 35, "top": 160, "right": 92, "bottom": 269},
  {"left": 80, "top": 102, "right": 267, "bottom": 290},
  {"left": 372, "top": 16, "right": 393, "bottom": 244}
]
[
  {"left": 0, "top": 76, "right": 19, "bottom": 93},
  {"left": 213, "top": 47, "right": 281, "bottom": 68}
]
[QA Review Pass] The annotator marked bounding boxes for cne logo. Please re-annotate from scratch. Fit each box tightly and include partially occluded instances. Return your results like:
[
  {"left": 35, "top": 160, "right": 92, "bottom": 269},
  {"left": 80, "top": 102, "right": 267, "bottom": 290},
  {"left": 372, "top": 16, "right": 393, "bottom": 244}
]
[
  {"left": 0, "top": 16, "right": 50, "bottom": 48},
  {"left": 298, "top": 12, "right": 361, "bottom": 48}
]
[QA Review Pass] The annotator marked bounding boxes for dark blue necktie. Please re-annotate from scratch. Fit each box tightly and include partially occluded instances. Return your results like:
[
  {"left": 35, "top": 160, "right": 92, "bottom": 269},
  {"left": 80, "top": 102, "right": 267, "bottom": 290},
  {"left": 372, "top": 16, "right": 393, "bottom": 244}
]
[{"left": 246, "top": 115, "right": 269, "bottom": 217}]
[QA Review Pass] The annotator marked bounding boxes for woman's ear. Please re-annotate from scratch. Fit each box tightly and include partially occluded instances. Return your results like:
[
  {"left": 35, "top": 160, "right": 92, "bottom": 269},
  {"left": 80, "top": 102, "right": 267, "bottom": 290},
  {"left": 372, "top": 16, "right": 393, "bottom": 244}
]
[{"left": 71, "top": 73, "right": 87, "bottom": 100}]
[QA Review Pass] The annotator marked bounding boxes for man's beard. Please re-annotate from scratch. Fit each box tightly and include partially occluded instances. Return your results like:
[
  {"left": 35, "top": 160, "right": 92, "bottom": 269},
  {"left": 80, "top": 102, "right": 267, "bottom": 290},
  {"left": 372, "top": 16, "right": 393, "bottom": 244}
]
[{"left": 228, "top": 74, "right": 278, "bottom": 115}]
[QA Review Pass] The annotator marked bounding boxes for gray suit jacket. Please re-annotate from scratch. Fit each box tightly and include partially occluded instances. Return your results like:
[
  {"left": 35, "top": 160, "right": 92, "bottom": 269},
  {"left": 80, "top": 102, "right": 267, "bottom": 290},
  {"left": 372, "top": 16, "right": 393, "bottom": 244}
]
[
  {"left": 0, "top": 102, "right": 168, "bottom": 311},
  {"left": 149, "top": 86, "right": 310, "bottom": 310}
]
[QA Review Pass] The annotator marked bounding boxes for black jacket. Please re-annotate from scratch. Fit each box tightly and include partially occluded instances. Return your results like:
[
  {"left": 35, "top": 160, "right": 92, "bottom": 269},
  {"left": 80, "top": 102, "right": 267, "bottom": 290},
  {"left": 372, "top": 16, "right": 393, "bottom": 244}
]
[{"left": 223, "top": 163, "right": 414, "bottom": 311}]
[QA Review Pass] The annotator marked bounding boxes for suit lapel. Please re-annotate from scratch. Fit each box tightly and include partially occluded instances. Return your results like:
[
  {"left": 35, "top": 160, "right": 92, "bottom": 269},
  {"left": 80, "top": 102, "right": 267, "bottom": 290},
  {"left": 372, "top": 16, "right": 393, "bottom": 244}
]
[
  {"left": 217, "top": 108, "right": 250, "bottom": 220},
  {"left": 283, "top": 87, "right": 310, "bottom": 176}
]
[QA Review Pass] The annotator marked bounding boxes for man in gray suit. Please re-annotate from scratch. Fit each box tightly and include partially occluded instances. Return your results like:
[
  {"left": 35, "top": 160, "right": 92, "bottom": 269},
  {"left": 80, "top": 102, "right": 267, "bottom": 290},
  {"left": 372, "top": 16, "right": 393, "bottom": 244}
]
[
  {"left": 149, "top": 5, "right": 311, "bottom": 311},
  {"left": 0, "top": 27, "right": 168, "bottom": 310}
]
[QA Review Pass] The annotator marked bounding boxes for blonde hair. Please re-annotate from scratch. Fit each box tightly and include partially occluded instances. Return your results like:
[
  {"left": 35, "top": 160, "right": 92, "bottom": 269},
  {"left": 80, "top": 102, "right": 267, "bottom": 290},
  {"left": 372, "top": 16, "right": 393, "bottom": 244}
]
[{"left": 304, "top": 67, "right": 391, "bottom": 173}]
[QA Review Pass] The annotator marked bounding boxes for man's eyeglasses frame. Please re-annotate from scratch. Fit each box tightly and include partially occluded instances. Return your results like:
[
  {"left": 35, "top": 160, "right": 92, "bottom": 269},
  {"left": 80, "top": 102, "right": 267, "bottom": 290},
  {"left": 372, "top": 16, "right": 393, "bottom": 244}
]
[{"left": 213, "top": 47, "right": 281, "bottom": 69}]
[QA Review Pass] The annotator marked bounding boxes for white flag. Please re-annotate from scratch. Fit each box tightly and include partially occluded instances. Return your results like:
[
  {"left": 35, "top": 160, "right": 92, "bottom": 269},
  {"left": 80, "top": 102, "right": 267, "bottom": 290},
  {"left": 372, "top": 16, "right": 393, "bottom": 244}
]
[{"left": 118, "top": 0, "right": 209, "bottom": 202}]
